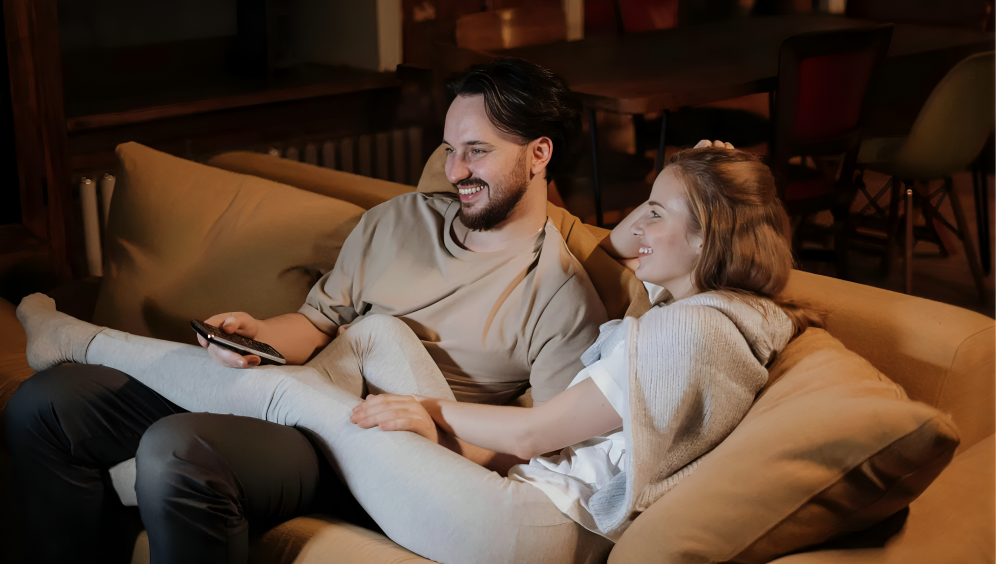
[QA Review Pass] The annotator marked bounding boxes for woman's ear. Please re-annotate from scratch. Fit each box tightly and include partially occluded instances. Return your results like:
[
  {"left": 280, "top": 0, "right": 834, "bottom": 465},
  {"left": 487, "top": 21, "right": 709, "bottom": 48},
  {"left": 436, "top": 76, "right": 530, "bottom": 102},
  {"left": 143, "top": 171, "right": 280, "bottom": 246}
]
[{"left": 529, "top": 137, "right": 553, "bottom": 176}]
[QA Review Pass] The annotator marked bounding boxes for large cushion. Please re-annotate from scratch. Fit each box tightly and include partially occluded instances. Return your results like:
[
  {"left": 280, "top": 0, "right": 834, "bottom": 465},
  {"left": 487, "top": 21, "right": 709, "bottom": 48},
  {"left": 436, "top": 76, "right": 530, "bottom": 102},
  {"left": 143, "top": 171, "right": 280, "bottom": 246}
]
[
  {"left": 609, "top": 328, "right": 959, "bottom": 564},
  {"left": 769, "top": 434, "right": 994, "bottom": 564},
  {"left": 94, "top": 142, "right": 367, "bottom": 343}
]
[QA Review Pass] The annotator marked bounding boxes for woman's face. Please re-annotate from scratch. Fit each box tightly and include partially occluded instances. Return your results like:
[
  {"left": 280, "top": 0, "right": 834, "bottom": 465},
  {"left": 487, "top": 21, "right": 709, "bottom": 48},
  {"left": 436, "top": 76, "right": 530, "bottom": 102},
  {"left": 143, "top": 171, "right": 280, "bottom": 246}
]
[{"left": 632, "top": 167, "right": 703, "bottom": 301}]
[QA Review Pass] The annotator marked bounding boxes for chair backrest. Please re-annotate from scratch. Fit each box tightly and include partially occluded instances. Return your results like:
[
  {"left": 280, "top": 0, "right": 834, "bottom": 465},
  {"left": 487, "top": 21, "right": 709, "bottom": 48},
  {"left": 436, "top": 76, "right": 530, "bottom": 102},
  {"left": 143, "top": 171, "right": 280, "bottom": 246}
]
[
  {"left": 846, "top": 0, "right": 990, "bottom": 30},
  {"left": 893, "top": 51, "right": 996, "bottom": 178},
  {"left": 455, "top": 6, "right": 566, "bottom": 51},
  {"left": 584, "top": 0, "right": 679, "bottom": 35},
  {"left": 771, "top": 24, "right": 893, "bottom": 178}
]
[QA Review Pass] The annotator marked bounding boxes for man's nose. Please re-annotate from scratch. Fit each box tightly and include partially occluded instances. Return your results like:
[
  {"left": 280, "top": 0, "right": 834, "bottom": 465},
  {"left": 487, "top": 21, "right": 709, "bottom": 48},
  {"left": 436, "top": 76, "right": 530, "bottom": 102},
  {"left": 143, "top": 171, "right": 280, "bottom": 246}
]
[{"left": 445, "top": 154, "right": 470, "bottom": 184}]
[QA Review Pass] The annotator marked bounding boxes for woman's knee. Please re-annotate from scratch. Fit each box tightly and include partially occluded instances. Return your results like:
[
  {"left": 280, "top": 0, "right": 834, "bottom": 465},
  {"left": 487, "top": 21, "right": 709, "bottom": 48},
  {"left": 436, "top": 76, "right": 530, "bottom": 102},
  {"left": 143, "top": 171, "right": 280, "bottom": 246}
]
[{"left": 349, "top": 314, "right": 414, "bottom": 340}]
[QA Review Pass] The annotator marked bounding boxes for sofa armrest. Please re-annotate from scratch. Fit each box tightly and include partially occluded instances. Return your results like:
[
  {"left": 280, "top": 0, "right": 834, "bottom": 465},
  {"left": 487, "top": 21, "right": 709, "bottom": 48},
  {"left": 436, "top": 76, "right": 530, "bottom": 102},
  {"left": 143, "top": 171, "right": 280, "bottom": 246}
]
[
  {"left": 765, "top": 434, "right": 995, "bottom": 564},
  {"left": 782, "top": 270, "right": 995, "bottom": 454},
  {"left": 205, "top": 151, "right": 415, "bottom": 211},
  {"left": 0, "top": 297, "right": 33, "bottom": 416}
]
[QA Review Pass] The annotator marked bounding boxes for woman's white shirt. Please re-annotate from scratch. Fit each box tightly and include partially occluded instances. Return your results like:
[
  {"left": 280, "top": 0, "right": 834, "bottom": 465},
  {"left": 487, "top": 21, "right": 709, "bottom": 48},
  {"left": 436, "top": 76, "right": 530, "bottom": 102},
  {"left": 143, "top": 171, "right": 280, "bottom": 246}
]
[{"left": 506, "top": 319, "right": 631, "bottom": 539}]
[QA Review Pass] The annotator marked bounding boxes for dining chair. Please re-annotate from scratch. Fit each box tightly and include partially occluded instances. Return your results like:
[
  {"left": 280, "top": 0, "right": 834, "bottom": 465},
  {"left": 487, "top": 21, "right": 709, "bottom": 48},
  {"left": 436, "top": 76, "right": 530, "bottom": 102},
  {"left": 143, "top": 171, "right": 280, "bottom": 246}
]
[
  {"left": 854, "top": 51, "right": 994, "bottom": 301},
  {"left": 845, "top": 0, "right": 991, "bottom": 30},
  {"left": 584, "top": 0, "right": 679, "bottom": 35},
  {"left": 769, "top": 24, "right": 894, "bottom": 280}
]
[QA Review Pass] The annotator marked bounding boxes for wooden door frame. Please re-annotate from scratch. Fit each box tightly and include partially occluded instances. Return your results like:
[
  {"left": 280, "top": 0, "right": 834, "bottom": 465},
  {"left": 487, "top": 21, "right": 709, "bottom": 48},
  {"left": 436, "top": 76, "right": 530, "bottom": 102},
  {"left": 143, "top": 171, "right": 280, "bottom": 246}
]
[{"left": 4, "top": 0, "right": 79, "bottom": 280}]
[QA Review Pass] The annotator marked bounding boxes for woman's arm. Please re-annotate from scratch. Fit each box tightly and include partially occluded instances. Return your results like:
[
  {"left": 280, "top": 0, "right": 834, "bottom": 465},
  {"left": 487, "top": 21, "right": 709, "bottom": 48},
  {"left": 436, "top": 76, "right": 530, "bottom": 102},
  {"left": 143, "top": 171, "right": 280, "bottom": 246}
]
[
  {"left": 599, "top": 203, "right": 647, "bottom": 262},
  {"left": 351, "top": 378, "right": 623, "bottom": 461}
]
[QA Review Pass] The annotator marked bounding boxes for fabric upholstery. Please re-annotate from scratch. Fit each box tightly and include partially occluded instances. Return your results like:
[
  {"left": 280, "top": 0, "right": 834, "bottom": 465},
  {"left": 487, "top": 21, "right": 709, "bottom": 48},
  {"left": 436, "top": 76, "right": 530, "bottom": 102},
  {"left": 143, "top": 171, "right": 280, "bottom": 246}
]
[
  {"left": 768, "top": 435, "right": 994, "bottom": 564},
  {"left": 93, "top": 142, "right": 367, "bottom": 344},
  {"left": 205, "top": 151, "right": 416, "bottom": 211},
  {"left": 782, "top": 270, "right": 995, "bottom": 454},
  {"left": 0, "top": 298, "right": 32, "bottom": 415},
  {"left": 608, "top": 328, "right": 959, "bottom": 564}
]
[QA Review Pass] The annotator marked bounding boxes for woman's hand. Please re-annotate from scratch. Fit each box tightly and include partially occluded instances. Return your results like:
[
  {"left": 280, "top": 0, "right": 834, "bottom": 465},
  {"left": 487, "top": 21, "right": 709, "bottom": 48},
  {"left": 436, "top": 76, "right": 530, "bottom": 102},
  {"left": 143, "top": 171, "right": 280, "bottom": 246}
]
[
  {"left": 350, "top": 394, "right": 440, "bottom": 444},
  {"left": 198, "top": 312, "right": 262, "bottom": 368},
  {"left": 617, "top": 256, "right": 641, "bottom": 272},
  {"left": 695, "top": 139, "right": 735, "bottom": 149}
]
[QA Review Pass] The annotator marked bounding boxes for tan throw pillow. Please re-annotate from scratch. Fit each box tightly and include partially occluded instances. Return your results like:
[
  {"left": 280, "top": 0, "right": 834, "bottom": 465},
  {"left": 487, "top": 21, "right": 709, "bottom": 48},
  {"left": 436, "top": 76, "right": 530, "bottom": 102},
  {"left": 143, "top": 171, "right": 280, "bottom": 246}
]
[
  {"left": 94, "top": 142, "right": 366, "bottom": 344},
  {"left": 609, "top": 328, "right": 959, "bottom": 564}
]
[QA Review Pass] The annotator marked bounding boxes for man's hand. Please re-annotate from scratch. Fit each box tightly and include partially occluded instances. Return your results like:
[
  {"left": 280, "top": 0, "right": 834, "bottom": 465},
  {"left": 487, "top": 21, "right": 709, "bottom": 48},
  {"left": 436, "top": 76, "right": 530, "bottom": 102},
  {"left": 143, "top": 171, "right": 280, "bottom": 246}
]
[
  {"left": 350, "top": 394, "right": 440, "bottom": 444},
  {"left": 695, "top": 139, "right": 735, "bottom": 149},
  {"left": 197, "top": 312, "right": 262, "bottom": 368}
]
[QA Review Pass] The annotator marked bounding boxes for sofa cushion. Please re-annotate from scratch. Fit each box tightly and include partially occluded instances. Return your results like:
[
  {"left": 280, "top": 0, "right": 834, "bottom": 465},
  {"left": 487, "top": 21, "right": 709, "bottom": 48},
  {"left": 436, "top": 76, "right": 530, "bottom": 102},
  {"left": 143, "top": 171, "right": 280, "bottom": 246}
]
[
  {"left": 94, "top": 142, "right": 367, "bottom": 343},
  {"left": 767, "top": 434, "right": 994, "bottom": 564},
  {"left": 609, "top": 328, "right": 959, "bottom": 564}
]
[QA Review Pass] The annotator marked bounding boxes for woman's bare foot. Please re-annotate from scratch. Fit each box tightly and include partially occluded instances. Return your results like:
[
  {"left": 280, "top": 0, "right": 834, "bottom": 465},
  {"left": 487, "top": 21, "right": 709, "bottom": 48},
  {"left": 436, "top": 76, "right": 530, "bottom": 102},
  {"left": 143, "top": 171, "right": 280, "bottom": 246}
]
[{"left": 16, "top": 293, "right": 102, "bottom": 372}]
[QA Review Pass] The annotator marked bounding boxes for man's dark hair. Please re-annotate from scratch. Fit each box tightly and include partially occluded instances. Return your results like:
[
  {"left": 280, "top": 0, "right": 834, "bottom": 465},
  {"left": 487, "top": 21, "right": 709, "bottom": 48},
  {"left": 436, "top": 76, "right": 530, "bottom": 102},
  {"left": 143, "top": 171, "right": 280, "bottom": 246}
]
[{"left": 447, "top": 58, "right": 582, "bottom": 180}]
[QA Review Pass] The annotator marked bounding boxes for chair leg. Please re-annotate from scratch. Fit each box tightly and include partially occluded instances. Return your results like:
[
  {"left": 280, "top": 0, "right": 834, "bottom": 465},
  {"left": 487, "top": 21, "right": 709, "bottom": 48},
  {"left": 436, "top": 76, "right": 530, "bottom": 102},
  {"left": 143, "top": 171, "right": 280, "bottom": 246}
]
[
  {"left": 904, "top": 184, "right": 914, "bottom": 295},
  {"left": 882, "top": 176, "right": 901, "bottom": 276},
  {"left": 587, "top": 107, "right": 604, "bottom": 227},
  {"left": 945, "top": 177, "right": 988, "bottom": 303},
  {"left": 973, "top": 159, "right": 992, "bottom": 275}
]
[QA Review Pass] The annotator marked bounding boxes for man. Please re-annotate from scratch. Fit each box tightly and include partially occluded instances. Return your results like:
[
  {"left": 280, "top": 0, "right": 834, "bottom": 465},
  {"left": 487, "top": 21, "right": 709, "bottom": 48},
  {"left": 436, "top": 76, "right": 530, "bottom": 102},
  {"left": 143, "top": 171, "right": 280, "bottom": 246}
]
[{"left": 7, "top": 58, "right": 607, "bottom": 564}]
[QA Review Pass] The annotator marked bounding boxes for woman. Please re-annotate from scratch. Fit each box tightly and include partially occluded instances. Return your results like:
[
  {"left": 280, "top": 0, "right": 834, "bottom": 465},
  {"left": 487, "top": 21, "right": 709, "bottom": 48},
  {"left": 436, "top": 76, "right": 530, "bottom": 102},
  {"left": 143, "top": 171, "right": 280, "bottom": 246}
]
[{"left": 15, "top": 145, "right": 815, "bottom": 563}]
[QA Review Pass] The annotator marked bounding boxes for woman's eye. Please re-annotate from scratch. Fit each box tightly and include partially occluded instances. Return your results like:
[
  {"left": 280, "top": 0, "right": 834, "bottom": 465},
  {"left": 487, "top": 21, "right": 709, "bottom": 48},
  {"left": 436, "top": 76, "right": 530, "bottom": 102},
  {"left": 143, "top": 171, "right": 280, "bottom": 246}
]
[{"left": 650, "top": 210, "right": 661, "bottom": 219}]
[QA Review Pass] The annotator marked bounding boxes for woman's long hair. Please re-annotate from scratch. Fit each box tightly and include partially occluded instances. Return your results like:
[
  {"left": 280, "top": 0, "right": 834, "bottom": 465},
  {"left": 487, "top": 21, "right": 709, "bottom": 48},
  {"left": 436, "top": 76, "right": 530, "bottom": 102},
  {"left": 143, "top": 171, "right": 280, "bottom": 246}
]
[{"left": 667, "top": 147, "right": 822, "bottom": 337}]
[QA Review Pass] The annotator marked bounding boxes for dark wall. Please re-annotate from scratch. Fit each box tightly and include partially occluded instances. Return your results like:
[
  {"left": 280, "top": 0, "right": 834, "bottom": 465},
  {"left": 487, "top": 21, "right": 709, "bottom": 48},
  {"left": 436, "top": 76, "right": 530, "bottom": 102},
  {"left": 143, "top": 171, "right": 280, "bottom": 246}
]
[{"left": 0, "top": 6, "right": 22, "bottom": 225}]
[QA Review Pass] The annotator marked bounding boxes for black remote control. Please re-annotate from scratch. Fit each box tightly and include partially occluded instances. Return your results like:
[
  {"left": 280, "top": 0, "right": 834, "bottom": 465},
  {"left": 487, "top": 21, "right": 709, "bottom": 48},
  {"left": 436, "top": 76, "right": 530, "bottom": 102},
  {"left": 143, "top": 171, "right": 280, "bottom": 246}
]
[{"left": 191, "top": 320, "right": 286, "bottom": 365}]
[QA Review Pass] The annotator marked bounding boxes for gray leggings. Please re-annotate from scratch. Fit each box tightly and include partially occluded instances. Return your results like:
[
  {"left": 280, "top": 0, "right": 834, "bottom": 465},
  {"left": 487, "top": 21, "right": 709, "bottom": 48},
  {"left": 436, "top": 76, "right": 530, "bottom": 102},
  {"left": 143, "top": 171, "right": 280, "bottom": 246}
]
[{"left": 85, "top": 315, "right": 612, "bottom": 564}]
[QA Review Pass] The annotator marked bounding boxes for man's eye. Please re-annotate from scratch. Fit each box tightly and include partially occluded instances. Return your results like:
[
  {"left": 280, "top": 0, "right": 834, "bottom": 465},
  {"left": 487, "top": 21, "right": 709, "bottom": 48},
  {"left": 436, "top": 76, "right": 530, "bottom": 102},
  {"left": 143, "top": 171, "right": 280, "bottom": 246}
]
[
  {"left": 444, "top": 147, "right": 454, "bottom": 154},
  {"left": 471, "top": 149, "right": 484, "bottom": 155}
]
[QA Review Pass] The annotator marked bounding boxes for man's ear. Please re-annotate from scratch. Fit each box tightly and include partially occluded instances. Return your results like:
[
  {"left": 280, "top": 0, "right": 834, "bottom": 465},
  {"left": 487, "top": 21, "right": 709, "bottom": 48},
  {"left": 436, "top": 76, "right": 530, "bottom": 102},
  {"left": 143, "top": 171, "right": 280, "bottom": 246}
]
[{"left": 528, "top": 137, "right": 553, "bottom": 176}]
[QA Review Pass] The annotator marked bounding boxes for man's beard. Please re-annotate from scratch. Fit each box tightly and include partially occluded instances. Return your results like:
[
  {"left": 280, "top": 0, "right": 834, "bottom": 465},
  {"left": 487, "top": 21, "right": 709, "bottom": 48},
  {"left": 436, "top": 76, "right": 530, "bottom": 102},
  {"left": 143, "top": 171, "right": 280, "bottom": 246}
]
[{"left": 457, "top": 154, "right": 530, "bottom": 232}]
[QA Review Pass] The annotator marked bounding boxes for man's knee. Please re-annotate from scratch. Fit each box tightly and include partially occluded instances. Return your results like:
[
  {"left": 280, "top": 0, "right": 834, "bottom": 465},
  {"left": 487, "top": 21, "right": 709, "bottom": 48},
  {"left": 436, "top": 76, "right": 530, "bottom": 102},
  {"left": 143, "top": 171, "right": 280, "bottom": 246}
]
[
  {"left": 5, "top": 364, "right": 106, "bottom": 451},
  {"left": 135, "top": 414, "right": 244, "bottom": 514}
]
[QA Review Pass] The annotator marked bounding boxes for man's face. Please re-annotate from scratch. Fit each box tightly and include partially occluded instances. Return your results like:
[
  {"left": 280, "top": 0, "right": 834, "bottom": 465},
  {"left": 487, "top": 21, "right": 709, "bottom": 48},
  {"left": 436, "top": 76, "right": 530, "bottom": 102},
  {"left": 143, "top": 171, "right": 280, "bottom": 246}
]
[{"left": 443, "top": 95, "right": 531, "bottom": 232}]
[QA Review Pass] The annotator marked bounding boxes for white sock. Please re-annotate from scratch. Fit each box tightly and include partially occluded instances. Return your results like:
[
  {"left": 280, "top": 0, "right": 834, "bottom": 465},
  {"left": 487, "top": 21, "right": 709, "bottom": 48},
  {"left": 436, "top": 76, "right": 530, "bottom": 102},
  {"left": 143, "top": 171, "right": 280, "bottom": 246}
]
[{"left": 16, "top": 293, "right": 103, "bottom": 372}]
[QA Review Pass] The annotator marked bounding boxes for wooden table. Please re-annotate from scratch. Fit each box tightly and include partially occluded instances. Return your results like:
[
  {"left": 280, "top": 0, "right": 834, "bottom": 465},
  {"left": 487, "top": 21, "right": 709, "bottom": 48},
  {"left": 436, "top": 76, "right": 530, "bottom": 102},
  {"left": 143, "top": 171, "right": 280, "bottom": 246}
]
[{"left": 449, "top": 14, "right": 994, "bottom": 225}]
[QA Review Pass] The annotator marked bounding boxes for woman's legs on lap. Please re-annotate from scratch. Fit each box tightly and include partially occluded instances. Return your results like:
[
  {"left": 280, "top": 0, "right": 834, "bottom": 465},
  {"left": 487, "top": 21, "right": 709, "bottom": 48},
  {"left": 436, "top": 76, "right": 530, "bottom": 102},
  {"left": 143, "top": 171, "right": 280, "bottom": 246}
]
[
  {"left": 20, "top": 306, "right": 608, "bottom": 562},
  {"left": 306, "top": 314, "right": 456, "bottom": 401}
]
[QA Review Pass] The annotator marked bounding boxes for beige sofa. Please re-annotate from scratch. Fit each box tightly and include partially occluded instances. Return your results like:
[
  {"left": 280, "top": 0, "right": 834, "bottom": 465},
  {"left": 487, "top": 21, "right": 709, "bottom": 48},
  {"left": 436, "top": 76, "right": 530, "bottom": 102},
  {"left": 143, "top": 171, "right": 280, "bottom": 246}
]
[{"left": 0, "top": 143, "right": 992, "bottom": 564}]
